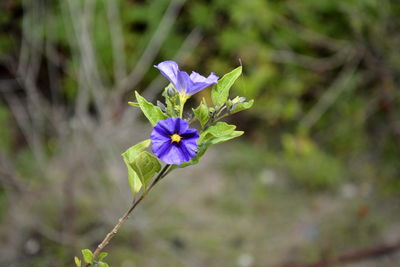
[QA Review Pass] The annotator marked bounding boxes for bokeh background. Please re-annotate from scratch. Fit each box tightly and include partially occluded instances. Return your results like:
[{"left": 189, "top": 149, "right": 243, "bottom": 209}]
[{"left": 1, "top": 0, "right": 400, "bottom": 266}]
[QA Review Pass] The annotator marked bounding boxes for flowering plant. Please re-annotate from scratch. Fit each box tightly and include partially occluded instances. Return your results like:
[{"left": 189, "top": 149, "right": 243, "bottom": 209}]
[{"left": 75, "top": 61, "right": 253, "bottom": 267}]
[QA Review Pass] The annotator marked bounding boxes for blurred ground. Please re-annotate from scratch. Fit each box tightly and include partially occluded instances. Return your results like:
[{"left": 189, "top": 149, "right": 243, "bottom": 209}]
[{"left": 1, "top": 0, "right": 400, "bottom": 266}]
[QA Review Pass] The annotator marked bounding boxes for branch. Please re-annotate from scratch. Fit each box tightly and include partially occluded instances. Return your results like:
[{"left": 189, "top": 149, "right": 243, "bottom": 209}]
[{"left": 86, "top": 164, "right": 171, "bottom": 265}]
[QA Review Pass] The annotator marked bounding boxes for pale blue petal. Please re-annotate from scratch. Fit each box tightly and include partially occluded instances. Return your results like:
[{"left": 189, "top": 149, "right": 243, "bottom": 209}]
[{"left": 154, "top": 61, "right": 180, "bottom": 90}]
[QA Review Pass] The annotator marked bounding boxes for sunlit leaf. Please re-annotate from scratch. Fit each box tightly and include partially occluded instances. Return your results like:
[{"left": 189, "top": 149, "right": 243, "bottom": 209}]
[
  {"left": 135, "top": 91, "right": 167, "bottom": 126},
  {"left": 211, "top": 66, "right": 242, "bottom": 108},
  {"left": 74, "top": 257, "right": 82, "bottom": 267},
  {"left": 98, "top": 262, "right": 109, "bottom": 267},
  {"left": 122, "top": 140, "right": 151, "bottom": 194},
  {"left": 98, "top": 252, "right": 108, "bottom": 261},
  {"left": 230, "top": 99, "right": 254, "bottom": 114},
  {"left": 192, "top": 100, "right": 210, "bottom": 127},
  {"left": 128, "top": 101, "right": 139, "bottom": 107},
  {"left": 130, "top": 151, "right": 162, "bottom": 190},
  {"left": 81, "top": 249, "right": 93, "bottom": 264},
  {"left": 177, "top": 122, "right": 243, "bottom": 168}
]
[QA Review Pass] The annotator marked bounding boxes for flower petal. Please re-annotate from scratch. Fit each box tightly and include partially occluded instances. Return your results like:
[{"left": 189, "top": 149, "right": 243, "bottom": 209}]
[
  {"left": 175, "top": 118, "right": 189, "bottom": 135},
  {"left": 157, "top": 143, "right": 189, "bottom": 165},
  {"left": 176, "top": 70, "right": 192, "bottom": 94},
  {"left": 180, "top": 139, "right": 198, "bottom": 159},
  {"left": 155, "top": 118, "right": 178, "bottom": 135},
  {"left": 151, "top": 118, "right": 199, "bottom": 165},
  {"left": 154, "top": 61, "right": 180, "bottom": 90},
  {"left": 187, "top": 72, "right": 219, "bottom": 95},
  {"left": 181, "top": 128, "right": 199, "bottom": 140},
  {"left": 151, "top": 123, "right": 171, "bottom": 138},
  {"left": 152, "top": 140, "right": 172, "bottom": 159}
]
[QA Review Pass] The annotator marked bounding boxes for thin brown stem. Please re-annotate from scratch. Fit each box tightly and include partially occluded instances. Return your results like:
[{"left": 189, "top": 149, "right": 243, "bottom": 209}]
[{"left": 87, "top": 164, "right": 171, "bottom": 265}]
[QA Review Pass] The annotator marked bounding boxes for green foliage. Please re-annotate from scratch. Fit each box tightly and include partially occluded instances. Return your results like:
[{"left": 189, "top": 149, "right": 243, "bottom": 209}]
[
  {"left": 178, "top": 122, "right": 243, "bottom": 168},
  {"left": 228, "top": 98, "right": 254, "bottom": 115},
  {"left": 81, "top": 249, "right": 93, "bottom": 264},
  {"left": 98, "top": 262, "right": 110, "bottom": 267},
  {"left": 122, "top": 140, "right": 151, "bottom": 194},
  {"left": 75, "top": 250, "right": 108, "bottom": 266},
  {"left": 200, "top": 122, "right": 237, "bottom": 142},
  {"left": 130, "top": 151, "right": 162, "bottom": 190},
  {"left": 74, "top": 256, "right": 82, "bottom": 267},
  {"left": 192, "top": 100, "right": 210, "bottom": 128},
  {"left": 128, "top": 102, "right": 140, "bottom": 107},
  {"left": 135, "top": 91, "right": 167, "bottom": 126},
  {"left": 98, "top": 252, "right": 108, "bottom": 261},
  {"left": 211, "top": 66, "right": 242, "bottom": 108}
]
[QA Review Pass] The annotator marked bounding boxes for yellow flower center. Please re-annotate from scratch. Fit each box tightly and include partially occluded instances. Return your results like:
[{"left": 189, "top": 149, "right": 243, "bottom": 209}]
[{"left": 171, "top": 133, "right": 181, "bottom": 143}]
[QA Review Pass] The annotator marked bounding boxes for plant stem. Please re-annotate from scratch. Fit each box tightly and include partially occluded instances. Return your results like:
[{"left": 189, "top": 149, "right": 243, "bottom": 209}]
[{"left": 87, "top": 164, "right": 171, "bottom": 265}]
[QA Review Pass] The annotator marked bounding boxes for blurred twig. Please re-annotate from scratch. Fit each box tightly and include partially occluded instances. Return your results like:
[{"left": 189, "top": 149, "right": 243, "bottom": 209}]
[
  {"left": 298, "top": 53, "right": 361, "bottom": 132},
  {"left": 113, "top": 0, "right": 186, "bottom": 100},
  {"left": 269, "top": 46, "right": 354, "bottom": 72},
  {"left": 105, "top": 0, "right": 127, "bottom": 84},
  {"left": 66, "top": 0, "right": 106, "bottom": 116},
  {"left": 87, "top": 164, "right": 171, "bottom": 265}
]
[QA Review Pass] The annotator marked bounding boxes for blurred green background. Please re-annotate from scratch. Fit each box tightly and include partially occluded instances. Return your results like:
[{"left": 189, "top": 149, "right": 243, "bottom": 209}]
[{"left": 1, "top": 0, "right": 400, "bottom": 266}]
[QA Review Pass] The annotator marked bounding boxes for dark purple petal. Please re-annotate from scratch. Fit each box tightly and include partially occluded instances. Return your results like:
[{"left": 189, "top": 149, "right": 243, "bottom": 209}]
[
  {"left": 151, "top": 140, "right": 172, "bottom": 159},
  {"left": 180, "top": 139, "right": 197, "bottom": 158},
  {"left": 154, "top": 61, "right": 180, "bottom": 90},
  {"left": 150, "top": 131, "right": 169, "bottom": 144},
  {"left": 181, "top": 128, "right": 199, "bottom": 140},
  {"left": 175, "top": 118, "right": 189, "bottom": 135},
  {"left": 150, "top": 118, "right": 199, "bottom": 165},
  {"left": 154, "top": 118, "right": 177, "bottom": 135},
  {"left": 157, "top": 143, "right": 189, "bottom": 165},
  {"left": 177, "top": 143, "right": 193, "bottom": 162},
  {"left": 151, "top": 124, "right": 171, "bottom": 138}
]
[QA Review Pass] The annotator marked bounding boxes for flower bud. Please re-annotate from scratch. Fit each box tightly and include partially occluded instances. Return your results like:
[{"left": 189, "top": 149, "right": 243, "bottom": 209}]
[
  {"left": 157, "top": 100, "right": 166, "bottom": 112},
  {"left": 167, "top": 86, "right": 176, "bottom": 96}
]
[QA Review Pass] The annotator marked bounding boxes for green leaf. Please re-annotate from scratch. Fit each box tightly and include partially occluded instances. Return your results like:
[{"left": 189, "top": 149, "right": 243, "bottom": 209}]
[
  {"left": 123, "top": 140, "right": 151, "bottom": 160},
  {"left": 98, "top": 262, "right": 110, "bottom": 267},
  {"left": 192, "top": 100, "right": 210, "bottom": 127},
  {"left": 98, "top": 252, "right": 108, "bottom": 261},
  {"left": 74, "top": 256, "right": 82, "bottom": 267},
  {"left": 230, "top": 99, "right": 254, "bottom": 114},
  {"left": 81, "top": 249, "right": 93, "bottom": 264},
  {"left": 130, "top": 151, "right": 162, "bottom": 190},
  {"left": 128, "top": 101, "right": 139, "bottom": 107},
  {"left": 211, "top": 66, "right": 242, "bottom": 108},
  {"left": 135, "top": 91, "right": 167, "bottom": 126},
  {"left": 177, "top": 122, "right": 243, "bottom": 168},
  {"left": 206, "top": 130, "right": 244, "bottom": 145},
  {"left": 200, "top": 122, "right": 236, "bottom": 142},
  {"left": 122, "top": 140, "right": 151, "bottom": 194}
]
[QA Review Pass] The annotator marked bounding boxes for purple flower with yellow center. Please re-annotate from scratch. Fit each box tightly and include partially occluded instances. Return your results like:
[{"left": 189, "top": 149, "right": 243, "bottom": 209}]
[
  {"left": 155, "top": 60, "right": 219, "bottom": 96},
  {"left": 150, "top": 118, "right": 199, "bottom": 165}
]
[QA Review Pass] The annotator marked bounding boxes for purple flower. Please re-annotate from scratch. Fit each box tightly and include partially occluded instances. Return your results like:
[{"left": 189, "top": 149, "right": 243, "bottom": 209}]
[
  {"left": 155, "top": 60, "right": 219, "bottom": 95},
  {"left": 150, "top": 118, "right": 200, "bottom": 165}
]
